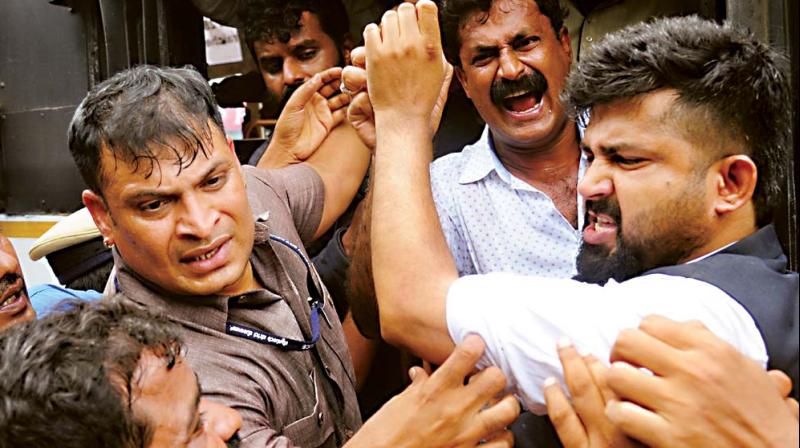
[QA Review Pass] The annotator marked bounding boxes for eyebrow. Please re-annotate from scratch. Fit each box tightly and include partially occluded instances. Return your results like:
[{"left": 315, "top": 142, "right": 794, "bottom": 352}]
[
  {"left": 471, "top": 32, "right": 533, "bottom": 53},
  {"left": 290, "top": 39, "right": 318, "bottom": 50},
  {"left": 124, "top": 159, "right": 229, "bottom": 202}
]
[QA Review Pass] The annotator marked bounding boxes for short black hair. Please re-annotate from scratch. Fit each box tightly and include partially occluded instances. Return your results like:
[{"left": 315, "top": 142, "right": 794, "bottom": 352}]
[
  {"left": 0, "top": 298, "right": 183, "bottom": 448},
  {"left": 243, "top": 0, "right": 350, "bottom": 50},
  {"left": 565, "top": 16, "right": 792, "bottom": 226},
  {"left": 68, "top": 65, "right": 223, "bottom": 195},
  {"left": 440, "top": 0, "right": 567, "bottom": 67}
]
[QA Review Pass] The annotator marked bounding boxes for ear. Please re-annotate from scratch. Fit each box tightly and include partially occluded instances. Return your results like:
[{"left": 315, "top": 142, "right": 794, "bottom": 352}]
[
  {"left": 559, "top": 26, "right": 572, "bottom": 62},
  {"left": 712, "top": 155, "right": 757, "bottom": 216},
  {"left": 82, "top": 189, "right": 115, "bottom": 241},
  {"left": 454, "top": 66, "right": 470, "bottom": 99}
]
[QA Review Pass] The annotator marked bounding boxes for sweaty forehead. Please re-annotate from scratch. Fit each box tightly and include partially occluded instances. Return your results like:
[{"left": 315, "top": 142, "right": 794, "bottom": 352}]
[{"left": 459, "top": 0, "right": 551, "bottom": 47}]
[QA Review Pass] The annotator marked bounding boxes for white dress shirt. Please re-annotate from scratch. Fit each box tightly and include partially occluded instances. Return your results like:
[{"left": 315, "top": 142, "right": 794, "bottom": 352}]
[
  {"left": 430, "top": 126, "right": 586, "bottom": 278},
  {"left": 445, "top": 272, "right": 768, "bottom": 414}
]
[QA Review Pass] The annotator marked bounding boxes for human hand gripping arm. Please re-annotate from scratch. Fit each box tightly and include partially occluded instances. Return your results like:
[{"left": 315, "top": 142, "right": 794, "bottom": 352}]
[
  {"left": 367, "top": 1, "right": 458, "bottom": 364},
  {"left": 604, "top": 315, "right": 799, "bottom": 447},
  {"left": 343, "top": 335, "right": 520, "bottom": 448},
  {"left": 343, "top": 45, "right": 453, "bottom": 150},
  {"left": 257, "top": 67, "right": 350, "bottom": 168}
]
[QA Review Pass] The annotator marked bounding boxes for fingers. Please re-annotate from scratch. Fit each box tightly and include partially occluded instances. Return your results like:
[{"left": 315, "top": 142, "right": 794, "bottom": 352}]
[
  {"left": 610, "top": 327, "right": 683, "bottom": 376},
  {"left": 637, "top": 315, "right": 709, "bottom": 350},
  {"left": 584, "top": 355, "right": 615, "bottom": 404},
  {"left": 341, "top": 66, "right": 367, "bottom": 96},
  {"left": 330, "top": 108, "right": 347, "bottom": 129},
  {"left": 767, "top": 369, "right": 794, "bottom": 398},
  {"left": 364, "top": 23, "right": 381, "bottom": 58},
  {"left": 319, "top": 78, "right": 342, "bottom": 99},
  {"left": 282, "top": 67, "right": 342, "bottom": 111},
  {"left": 605, "top": 361, "right": 669, "bottom": 412},
  {"left": 465, "top": 366, "right": 508, "bottom": 405},
  {"left": 605, "top": 399, "right": 671, "bottom": 447},
  {"left": 381, "top": 10, "right": 400, "bottom": 43},
  {"left": 557, "top": 338, "right": 608, "bottom": 437},
  {"left": 478, "top": 429, "right": 514, "bottom": 448},
  {"left": 327, "top": 92, "right": 351, "bottom": 113},
  {"left": 351, "top": 47, "right": 366, "bottom": 69},
  {"left": 544, "top": 377, "right": 588, "bottom": 448},
  {"left": 416, "top": 0, "right": 442, "bottom": 52},
  {"left": 397, "top": 2, "right": 420, "bottom": 38},
  {"left": 428, "top": 334, "right": 486, "bottom": 389},
  {"left": 473, "top": 395, "right": 521, "bottom": 443}
]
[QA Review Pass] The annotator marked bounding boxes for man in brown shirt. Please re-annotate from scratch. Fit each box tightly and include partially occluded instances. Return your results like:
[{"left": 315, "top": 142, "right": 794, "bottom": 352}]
[{"left": 68, "top": 65, "right": 370, "bottom": 446}]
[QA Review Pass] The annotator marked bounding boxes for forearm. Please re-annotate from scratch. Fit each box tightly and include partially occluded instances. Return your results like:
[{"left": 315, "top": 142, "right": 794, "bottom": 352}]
[
  {"left": 306, "top": 123, "right": 371, "bottom": 240},
  {"left": 256, "top": 140, "right": 299, "bottom": 169},
  {"left": 371, "top": 115, "right": 456, "bottom": 364},
  {"left": 345, "top": 185, "right": 382, "bottom": 339}
]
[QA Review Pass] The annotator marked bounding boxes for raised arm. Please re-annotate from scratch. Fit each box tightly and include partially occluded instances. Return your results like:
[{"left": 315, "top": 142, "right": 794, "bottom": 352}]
[
  {"left": 256, "top": 67, "right": 371, "bottom": 240},
  {"left": 367, "top": 1, "right": 457, "bottom": 363}
]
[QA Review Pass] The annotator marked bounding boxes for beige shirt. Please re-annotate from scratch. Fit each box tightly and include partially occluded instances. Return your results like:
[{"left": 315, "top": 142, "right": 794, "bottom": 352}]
[{"left": 113, "top": 164, "right": 361, "bottom": 447}]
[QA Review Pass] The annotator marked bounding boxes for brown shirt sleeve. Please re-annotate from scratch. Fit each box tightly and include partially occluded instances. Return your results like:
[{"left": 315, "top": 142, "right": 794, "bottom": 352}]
[{"left": 244, "top": 164, "right": 324, "bottom": 245}]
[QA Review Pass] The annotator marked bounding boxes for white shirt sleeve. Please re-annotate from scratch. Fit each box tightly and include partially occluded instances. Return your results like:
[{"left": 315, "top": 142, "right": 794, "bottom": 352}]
[
  {"left": 445, "top": 272, "right": 768, "bottom": 414},
  {"left": 430, "top": 160, "right": 477, "bottom": 276}
]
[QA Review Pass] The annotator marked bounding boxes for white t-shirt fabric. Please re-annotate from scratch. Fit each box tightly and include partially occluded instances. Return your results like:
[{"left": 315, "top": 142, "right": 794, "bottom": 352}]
[{"left": 446, "top": 272, "right": 768, "bottom": 414}]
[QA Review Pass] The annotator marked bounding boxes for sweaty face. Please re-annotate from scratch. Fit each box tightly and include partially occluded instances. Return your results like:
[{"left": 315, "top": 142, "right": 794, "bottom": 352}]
[
  {"left": 132, "top": 351, "right": 242, "bottom": 448},
  {"left": 253, "top": 11, "right": 342, "bottom": 106},
  {"left": 87, "top": 123, "right": 257, "bottom": 297},
  {"left": 0, "top": 234, "right": 35, "bottom": 331},
  {"left": 456, "top": 0, "right": 572, "bottom": 150},
  {"left": 574, "top": 91, "right": 715, "bottom": 284}
]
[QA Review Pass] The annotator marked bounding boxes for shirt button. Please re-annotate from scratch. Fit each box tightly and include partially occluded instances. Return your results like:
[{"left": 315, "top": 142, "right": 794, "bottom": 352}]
[
  {"left": 317, "top": 412, "right": 324, "bottom": 426},
  {"left": 586, "top": 36, "right": 593, "bottom": 42}
]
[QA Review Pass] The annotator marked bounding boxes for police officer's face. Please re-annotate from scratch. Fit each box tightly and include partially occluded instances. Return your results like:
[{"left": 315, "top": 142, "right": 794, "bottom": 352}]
[
  {"left": 254, "top": 11, "right": 342, "bottom": 105},
  {"left": 84, "top": 123, "right": 257, "bottom": 297},
  {"left": 0, "top": 233, "right": 35, "bottom": 331}
]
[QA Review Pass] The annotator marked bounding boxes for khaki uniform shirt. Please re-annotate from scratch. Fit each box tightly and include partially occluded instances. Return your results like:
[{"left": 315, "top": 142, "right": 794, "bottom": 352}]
[{"left": 113, "top": 165, "right": 361, "bottom": 447}]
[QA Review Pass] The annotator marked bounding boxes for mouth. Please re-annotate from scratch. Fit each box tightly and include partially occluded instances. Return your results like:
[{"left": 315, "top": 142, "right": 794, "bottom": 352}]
[
  {"left": 583, "top": 211, "right": 618, "bottom": 246},
  {"left": 180, "top": 236, "right": 233, "bottom": 274},
  {"left": 0, "top": 279, "right": 28, "bottom": 314},
  {"left": 501, "top": 88, "right": 544, "bottom": 114}
]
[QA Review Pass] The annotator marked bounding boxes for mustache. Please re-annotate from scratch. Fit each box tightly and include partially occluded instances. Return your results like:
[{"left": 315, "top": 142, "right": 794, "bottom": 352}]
[
  {"left": 586, "top": 198, "right": 621, "bottom": 225},
  {"left": 490, "top": 70, "right": 548, "bottom": 105},
  {"left": 0, "top": 273, "right": 22, "bottom": 292}
]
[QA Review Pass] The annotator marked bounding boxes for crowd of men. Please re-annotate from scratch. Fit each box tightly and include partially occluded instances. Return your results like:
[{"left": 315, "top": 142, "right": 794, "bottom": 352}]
[{"left": 1, "top": 0, "right": 798, "bottom": 447}]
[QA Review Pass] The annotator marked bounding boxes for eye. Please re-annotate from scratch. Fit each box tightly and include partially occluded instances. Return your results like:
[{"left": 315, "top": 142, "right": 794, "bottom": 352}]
[
  {"left": 514, "top": 36, "right": 540, "bottom": 51},
  {"left": 297, "top": 48, "right": 318, "bottom": 61},
  {"left": 612, "top": 155, "right": 646, "bottom": 167},
  {"left": 471, "top": 53, "right": 493, "bottom": 67},
  {"left": 139, "top": 199, "right": 168, "bottom": 213},
  {"left": 260, "top": 58, "right": 282, "bottom": 75},
  {"left": 203, "top": 173, "right": 227, "bottom": 189}
]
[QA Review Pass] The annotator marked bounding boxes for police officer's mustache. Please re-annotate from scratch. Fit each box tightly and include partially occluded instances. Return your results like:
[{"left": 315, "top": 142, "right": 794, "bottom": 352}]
[{"left": 490, "top": 70, "right": 548, "bottom": 106}]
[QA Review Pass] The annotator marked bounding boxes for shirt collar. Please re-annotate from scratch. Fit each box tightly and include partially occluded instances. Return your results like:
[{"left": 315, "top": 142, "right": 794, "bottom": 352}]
[{"left": 458, "top": 126, "right": 498, "bottom": 185}]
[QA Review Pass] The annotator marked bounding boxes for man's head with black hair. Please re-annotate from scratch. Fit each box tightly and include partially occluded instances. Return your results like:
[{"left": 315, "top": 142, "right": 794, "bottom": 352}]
[
  {"left": 564, "top": 16, "right": 791, "bottom": 284},
  {"left": 0, "top": 297, "right": 242, "bottom": 447},
  {"left": 437, "top": 0, "right": 574, "bottom": 152},
  {"left": 244, "top": 0, "right": 352, "bottom": 108},
  {"left": 70, "top": 65, "right": 258, "bottom": 298}
]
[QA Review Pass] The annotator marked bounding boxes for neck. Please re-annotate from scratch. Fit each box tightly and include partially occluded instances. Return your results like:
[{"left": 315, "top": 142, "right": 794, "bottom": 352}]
[
  {"left": 219, "top": 261, "right": 263, "bottom": 297},
  {"left": 683, "top": 209, "right": 758, "bottom": 262},
  {"left": 491, "top": 122, "right": 581, "bottom": 187}
]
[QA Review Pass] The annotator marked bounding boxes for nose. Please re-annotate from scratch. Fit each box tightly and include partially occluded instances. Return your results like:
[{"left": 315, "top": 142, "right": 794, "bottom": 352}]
[
  {"left": 497, "top": 47, "right": 525, "bottom": 80},
  {"left": 283, "top": 58, "right": 308, "bottom": 88},
  {"left": 0, "top": 235, "right": 21, "bottom": 278},
  {"left": 199, "top": 399, "right": 243, "bottom": 442},
  {"left": 578, "top": 162, "right": 614, "bottom": 200},
  {"left": 176, "top": 194, "right": 218, "bottom": 240}
]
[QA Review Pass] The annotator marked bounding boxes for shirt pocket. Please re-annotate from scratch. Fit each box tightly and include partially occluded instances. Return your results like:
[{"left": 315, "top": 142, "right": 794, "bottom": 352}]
[{"left": 281, "top": 369, "right": 335, "bottom": 447}]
